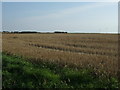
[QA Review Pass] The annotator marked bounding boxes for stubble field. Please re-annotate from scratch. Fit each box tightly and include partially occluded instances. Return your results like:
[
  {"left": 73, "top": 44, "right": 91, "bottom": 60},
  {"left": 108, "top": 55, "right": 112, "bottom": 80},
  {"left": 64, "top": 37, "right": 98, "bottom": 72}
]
[{"left": 2, "top": 33, "right": 118, "bottom": 76}]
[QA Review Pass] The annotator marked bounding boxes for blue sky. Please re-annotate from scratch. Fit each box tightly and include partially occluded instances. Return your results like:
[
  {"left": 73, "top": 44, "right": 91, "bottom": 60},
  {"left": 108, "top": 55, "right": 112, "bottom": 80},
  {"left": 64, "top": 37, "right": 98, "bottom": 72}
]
[
  {"left": 2, "top": 2, "right": 118, "bottom": 33},
  {"left": 0, "top": 2, "right": 1, "bottom": 32}
]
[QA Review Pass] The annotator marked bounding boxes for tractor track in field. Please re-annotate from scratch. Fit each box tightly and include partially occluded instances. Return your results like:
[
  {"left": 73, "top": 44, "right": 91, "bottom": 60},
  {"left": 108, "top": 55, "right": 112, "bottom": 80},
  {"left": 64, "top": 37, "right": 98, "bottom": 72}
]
[
  {"left": 29, "top": 43, "right": 117, "bottom": 57},
  {"left": 63, "top": 43, "right": 117, "bottom": 51}
]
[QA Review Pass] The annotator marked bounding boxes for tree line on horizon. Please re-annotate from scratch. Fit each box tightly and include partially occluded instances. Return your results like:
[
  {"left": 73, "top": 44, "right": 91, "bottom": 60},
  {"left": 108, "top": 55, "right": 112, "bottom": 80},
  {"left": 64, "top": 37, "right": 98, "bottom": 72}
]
[{"left": 2, "top": 31, "right": 68, "bottom": 34}]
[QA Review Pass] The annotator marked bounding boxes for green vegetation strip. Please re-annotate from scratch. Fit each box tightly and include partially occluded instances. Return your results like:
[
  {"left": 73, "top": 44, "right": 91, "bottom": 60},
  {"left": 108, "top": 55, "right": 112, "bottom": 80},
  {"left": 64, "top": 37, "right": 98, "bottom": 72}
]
[{"left": 2, "top": 53, "right": 120, "bottom": 88}]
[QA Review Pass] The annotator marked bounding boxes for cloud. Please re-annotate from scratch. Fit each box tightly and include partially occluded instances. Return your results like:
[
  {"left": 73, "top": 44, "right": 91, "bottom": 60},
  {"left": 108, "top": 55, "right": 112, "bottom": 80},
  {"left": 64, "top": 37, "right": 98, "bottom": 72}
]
[
  {"left": 4, "top": 2, "right": 117, "bottom": 32},
  {"left": 18, "top": 2, "right": 116, "bottom": 23}
]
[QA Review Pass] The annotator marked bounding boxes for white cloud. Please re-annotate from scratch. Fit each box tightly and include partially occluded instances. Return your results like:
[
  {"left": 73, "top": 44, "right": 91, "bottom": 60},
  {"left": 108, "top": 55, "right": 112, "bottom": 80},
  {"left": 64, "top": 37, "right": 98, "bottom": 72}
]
[
  {"left": 4, "top": 2, "right": 117, "bottom": 33},
  {"left": 19, "top": 2, "right": 116, "bottom": 23}
]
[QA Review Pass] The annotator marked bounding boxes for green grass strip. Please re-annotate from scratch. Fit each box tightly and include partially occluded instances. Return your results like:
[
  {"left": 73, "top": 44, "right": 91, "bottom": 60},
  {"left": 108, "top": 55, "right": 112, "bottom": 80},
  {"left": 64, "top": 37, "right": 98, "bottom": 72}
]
[{"left": 2, "top": 53, "right": 120, "bottom": 88}]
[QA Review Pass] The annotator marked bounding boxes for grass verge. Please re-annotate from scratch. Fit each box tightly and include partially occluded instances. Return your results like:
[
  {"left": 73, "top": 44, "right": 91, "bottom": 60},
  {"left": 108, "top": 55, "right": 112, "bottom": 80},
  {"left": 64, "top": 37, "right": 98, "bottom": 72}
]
[{"left": 2, "top": 53, "right": 120, "bottom": 88}]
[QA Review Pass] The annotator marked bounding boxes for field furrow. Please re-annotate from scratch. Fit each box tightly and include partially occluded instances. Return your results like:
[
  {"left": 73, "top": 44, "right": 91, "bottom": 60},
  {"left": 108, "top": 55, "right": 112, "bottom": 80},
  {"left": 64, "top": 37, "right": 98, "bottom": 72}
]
[{"left": 2, "top": 33, "right": 118, "bottom": 76}]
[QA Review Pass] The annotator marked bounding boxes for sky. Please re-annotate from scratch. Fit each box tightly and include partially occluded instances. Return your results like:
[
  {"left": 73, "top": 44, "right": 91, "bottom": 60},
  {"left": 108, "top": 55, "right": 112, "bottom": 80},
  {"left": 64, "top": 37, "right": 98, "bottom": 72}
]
[
  {"left": 0, "top": 2, "right": 1, "bottom": 32},
  {"left": 2, "top": 2, "right": 118, "bottom": 33}
]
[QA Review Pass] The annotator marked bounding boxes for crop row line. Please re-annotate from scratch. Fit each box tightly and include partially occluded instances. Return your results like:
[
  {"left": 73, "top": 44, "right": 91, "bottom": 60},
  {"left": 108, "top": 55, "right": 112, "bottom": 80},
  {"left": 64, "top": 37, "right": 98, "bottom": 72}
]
[{"left": 29, "top": 43, "right": 117, "bottom": 57}]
